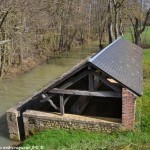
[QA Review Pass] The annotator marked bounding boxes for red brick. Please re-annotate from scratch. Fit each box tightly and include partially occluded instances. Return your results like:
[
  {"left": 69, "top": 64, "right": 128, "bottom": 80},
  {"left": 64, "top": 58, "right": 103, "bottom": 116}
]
[{"left": 122, "top": 88, "right": 136, "bottom": 130}]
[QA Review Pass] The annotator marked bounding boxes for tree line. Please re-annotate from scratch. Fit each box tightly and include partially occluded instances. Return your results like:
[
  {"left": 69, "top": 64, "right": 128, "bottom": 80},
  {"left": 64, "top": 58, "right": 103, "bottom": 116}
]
[{"left": 0, "top": 0, "right": 150, "bottom": 78}]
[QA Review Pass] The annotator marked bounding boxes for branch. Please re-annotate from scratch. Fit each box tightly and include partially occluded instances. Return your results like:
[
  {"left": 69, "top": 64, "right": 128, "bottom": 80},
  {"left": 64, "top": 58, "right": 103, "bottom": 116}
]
[
  {"left": 140, "top": 8, "right": 150, "bottom": 33},
  {"left": 116, "top": 0, "right": 125, "bottom": 9},
  {"left": 128, "top": 15, "right": 136, "bottom": 32},
  {"left": 0, "top": 7, "right": 11, "bottom": 29},
  {"left": 0, "top": 10, "right": 9, "bottom": 29},
  {"left": 112, "top": 0, "right": 125, "bottom": 9}
]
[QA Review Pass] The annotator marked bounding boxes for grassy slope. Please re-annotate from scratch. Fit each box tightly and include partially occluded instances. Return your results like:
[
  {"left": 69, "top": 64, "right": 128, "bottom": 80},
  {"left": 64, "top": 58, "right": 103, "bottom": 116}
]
[{"left": 22, "top": 29, "right": 150, "bottom": 150}]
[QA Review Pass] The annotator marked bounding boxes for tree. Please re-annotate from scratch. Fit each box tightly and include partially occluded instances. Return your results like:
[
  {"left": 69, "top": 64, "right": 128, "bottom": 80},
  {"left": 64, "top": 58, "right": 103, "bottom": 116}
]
[
  {"left": 107, "top": 0, "right": 125, "bottom": 43},
  {"left": 0, "top": 6, "right": 10, "bottom": 78},
  {"left": 127, "top": 0, "right": 150, "bottom": 46}
]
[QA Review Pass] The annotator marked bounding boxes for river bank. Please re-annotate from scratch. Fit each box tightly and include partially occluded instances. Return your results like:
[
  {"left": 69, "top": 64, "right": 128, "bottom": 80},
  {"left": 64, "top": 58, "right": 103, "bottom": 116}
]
[
  {"left": 4, "top": 57, "right": 47, "bottom": 79},
  {"left": 2, "top": 41, "right": 97, "bottom": 80}
]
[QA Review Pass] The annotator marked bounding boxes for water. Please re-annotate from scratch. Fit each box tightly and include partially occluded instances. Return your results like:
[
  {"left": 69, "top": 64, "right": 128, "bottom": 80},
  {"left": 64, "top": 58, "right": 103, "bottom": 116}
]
[{"left": 0, "top": 43, "right": 99, "bottom": 146}]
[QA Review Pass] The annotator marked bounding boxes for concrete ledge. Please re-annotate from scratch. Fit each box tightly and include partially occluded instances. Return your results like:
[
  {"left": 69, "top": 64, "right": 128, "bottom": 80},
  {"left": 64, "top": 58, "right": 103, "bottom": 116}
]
[{"left": 23, "top": 110, "right": 122, "bottom": 137}]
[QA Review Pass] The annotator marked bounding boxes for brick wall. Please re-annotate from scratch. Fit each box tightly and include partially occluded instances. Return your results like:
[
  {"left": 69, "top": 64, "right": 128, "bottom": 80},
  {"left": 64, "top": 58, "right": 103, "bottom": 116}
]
[{"left": 122, "top": 88, "right": 137, "bottom": 130}]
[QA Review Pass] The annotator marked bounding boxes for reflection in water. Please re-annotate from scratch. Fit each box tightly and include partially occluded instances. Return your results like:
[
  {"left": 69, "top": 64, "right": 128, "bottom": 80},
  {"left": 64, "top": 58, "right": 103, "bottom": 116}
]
[{"left": 0, "top": 43, "right": 99, "bottom": 146}]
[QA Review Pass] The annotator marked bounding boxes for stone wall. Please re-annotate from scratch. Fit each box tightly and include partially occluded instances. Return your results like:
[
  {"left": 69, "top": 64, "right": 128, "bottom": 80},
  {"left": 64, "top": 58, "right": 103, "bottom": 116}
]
[
  {"left": 23, "top": 110, "right": 122, "bottom": 137},
  {"left": 6, "top": 97, "right": 42, "bottom": 141},
  {"left": 122, "top": 88, "right": 137, "bottom": 130},
  {"left": 7, "top": 109, "right": 20, "bottom": 141}
]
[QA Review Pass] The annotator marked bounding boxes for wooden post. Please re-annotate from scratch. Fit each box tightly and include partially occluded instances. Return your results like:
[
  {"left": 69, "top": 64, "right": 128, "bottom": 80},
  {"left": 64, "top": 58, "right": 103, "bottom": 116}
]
[
  {"left": 60, "top": 95, "right": 64, "bottom": 115},
  {"left": 88, "top": 65, "right": 94, "bottom": 91}
]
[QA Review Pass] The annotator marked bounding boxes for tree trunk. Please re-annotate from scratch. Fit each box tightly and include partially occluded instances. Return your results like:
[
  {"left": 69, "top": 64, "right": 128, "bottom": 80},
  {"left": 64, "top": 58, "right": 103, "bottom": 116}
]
[
  {"left": 108, "top": 0, "right": 114, "bottom": 43},
  {"left": 0, "top": 47, "right": 5, "bottom": 78},
  {"left": 114, "top": 10, "right": 119, "bottom": 39},
  {"left": 134, "top": 32, "right": 141, "bottom": 46},
  {"left": 108, "top": 19, "right": 114, "bottom": 43},
  {"left": 0, "top": 31, "right": 6, "bottom": 78}
]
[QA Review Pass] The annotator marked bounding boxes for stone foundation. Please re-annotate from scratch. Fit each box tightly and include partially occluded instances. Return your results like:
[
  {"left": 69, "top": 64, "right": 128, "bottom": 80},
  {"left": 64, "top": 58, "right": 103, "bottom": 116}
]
[
  {"left": 7, "top": 109, "right": 20, "bottom": 141},
  {"left": 23, "top": 110, "right": 122, "bottom": 137}
]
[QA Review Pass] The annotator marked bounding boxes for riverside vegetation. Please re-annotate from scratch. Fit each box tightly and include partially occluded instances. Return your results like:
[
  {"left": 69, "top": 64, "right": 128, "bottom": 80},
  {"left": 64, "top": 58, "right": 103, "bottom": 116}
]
[
  {"left": 21, "top": 29, "right": 150, "bottom": 149},
  {"left": 0, "top": 0, "right": 150, "bottom": 79}
]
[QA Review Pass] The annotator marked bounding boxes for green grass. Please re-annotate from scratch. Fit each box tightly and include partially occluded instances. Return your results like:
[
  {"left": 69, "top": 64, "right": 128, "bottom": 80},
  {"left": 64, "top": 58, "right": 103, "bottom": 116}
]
[
  {"left": 22, "top": 48, "right": 150, "bottom": 150},
  {"left": 22, "top": 129, "right": 150, "bottom": 150}
]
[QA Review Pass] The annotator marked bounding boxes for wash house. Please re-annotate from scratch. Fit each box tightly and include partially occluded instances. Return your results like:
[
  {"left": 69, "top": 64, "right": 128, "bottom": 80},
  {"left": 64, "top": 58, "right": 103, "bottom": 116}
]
[{"left": 7, "top": 37, "right": 143, "bottom": 140}]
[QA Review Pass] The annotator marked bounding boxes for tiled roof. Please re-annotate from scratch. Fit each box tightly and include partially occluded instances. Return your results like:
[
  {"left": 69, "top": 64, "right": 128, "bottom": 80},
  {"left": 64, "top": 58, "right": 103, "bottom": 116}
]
[{"left": 89, "top": 37, "right": 143, "bottom": 96}]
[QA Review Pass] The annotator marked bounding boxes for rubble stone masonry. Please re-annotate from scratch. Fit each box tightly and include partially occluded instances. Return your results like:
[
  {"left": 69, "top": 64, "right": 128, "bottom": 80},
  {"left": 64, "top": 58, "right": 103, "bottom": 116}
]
[
  {"left": 23, "top": 110, "right": 121, "bottom": 137},
  {"left": 7, "top": 109, "right": 20, "bottom": 140}
]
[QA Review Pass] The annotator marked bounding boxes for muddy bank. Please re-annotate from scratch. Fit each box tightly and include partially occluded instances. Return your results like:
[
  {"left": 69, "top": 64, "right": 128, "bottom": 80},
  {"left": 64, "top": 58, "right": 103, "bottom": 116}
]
[{"left": 4, "top": 57, "right": 46, "bottom": 79}]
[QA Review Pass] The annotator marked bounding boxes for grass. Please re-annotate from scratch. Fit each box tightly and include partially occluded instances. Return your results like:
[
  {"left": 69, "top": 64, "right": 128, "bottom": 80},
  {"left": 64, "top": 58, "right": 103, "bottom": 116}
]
[
  {"left": 22, "top": 129, "right": 150, "bottom": 150},
  {"left": 22, "top": 30, "right": 150, "bottom": 149}
]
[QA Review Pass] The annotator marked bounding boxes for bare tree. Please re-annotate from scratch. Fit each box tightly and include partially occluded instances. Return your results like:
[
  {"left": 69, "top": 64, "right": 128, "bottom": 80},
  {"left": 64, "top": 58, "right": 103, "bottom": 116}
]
[{"left": 127, "top": 0, "right": 150, "bottom": 46}]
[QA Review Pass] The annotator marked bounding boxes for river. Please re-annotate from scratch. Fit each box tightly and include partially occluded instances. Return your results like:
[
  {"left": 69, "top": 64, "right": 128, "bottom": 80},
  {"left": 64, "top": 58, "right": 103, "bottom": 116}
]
[{"left": 0, "top": 43, "right": 99, "bottom": 146}]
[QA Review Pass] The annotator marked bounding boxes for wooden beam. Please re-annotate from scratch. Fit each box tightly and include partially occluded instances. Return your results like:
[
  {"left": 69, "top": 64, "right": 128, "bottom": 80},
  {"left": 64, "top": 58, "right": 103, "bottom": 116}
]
[
  {"left": 59, "top": 70, "right": 89, "bottom": 89},
  {"left": 93, "top": 72, "right": 121, "bottom": 93},
  {"left": 64, "top": 95, "right": 72, "bottom": 106},
  {"left": 49, "top": 88, "right": 121, "bottom": 98},
  {"left": 60, "top": 95, "right": 64, "bottom": 115},
  {"left": 88, "top": 66, "right": 94, "bottom": 91},
  {"left": 47, "top": 70, "right": 89, "bottom": 98},
  {"left": 41, "top": 94, "right": 59, "bottom": 110}
]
